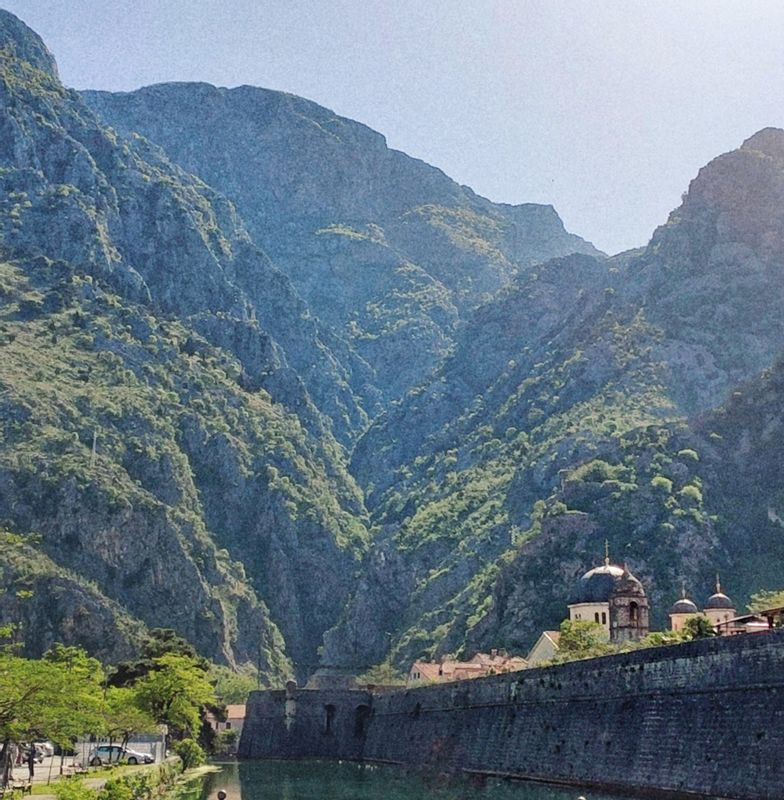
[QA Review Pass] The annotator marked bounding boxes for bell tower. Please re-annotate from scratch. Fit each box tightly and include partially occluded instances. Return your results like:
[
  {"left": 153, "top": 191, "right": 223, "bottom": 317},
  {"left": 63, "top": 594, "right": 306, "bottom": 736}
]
[{"left": 608, "top": 566, "right": 650, "bottom": 643}]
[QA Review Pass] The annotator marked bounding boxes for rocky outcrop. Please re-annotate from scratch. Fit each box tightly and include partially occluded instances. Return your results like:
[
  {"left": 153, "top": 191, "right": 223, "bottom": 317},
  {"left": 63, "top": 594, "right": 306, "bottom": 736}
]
[
  {"left": 0, "top": 529, "right": 146, "bottom": 662},
  {"left": 82, "top": 82, "right": 600, "bottom": 404}
]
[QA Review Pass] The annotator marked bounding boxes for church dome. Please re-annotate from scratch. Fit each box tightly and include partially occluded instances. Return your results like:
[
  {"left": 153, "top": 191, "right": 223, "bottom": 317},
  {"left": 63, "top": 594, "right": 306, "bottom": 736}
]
[
  {"left": 705, "top": 577, "right": 735, "bottom": 610},
  {"left": 612, "top": 569, "right": 646, "bottom": 597},
  {"left": 669, "top": 597, "right": 698, "bottom": 615},
  {"left": 569, "top": 564, "right": 625, "bottom": 604},
  {"left": 706, "top": 592, "right": 735, "bottom": 610}
]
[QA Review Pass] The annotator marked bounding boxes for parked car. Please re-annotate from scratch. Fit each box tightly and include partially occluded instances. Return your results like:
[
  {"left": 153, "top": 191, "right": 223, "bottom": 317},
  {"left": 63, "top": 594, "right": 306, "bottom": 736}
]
[
  {"left": 21, "top": 744, "right": 44, "bottom": 763},
  {"left": 87, "top": 745, "right": 153, "bottom": 766},
  {"left": 34, "top": 741, "right": 55, "bottom": 758}
]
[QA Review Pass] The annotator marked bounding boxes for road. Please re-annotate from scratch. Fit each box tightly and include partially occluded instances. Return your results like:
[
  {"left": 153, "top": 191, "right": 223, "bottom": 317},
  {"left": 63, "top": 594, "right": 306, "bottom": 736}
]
[{"left": 7, "top": 753, "right": 159, "bottom": 785}]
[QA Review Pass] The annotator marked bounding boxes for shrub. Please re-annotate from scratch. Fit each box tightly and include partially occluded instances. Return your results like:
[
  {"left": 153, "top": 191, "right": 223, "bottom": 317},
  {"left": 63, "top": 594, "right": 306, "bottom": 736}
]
[
  {"left": 570, "top": 459, "right": 623, "bottom": 483},
  {"left": 679, "top": 484, "right": 703, "bottom": 504},
  {"left": 98, "top": 779, "right": 134, "bottom": 800},
  {"left": 55, "top": 780, "right": 98, "bottom": 800},
  {"left": 97, "top": 763, "right": 181, "bottom": 800},
  {"left": 173, "top": 738, "right": 205, "bottom": 769},
  {"left": 213, "top": 728, "right": 239, "bottom": 755},
  {"left": 650, "top": 475, "right": 673, "bottom": 493}
]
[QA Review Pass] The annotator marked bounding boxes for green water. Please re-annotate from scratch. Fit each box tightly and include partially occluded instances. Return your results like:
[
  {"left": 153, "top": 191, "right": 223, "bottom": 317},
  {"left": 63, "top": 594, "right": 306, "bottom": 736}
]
[{"left": 188, "top": 761, "right": 629, "bottom": 800}]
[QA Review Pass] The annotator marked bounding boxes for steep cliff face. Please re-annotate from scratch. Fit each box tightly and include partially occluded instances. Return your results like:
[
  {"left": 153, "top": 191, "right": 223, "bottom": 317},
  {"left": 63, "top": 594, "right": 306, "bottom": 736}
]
[
  {"left": 690, "top": 359, "right": 784, "bottom": 595},
  {"left": 1, "top": 529, "right": 146, "bottom": 662},
  {"left": 0, "top": 11, "right": 368, "bottom": 676},
  {"left": 82, "top": 83, "right": 600, "bottom": 404},
  {"left": 1, "top": 18, "right": 368, "bottom": 447},
  {"left": 631, "top": 127, "right": 784, "bottom": 412}
]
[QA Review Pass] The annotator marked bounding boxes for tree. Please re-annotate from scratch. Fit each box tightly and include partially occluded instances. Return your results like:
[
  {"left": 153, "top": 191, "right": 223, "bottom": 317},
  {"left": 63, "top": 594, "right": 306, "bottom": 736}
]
[
  {"left": 0, "top": 649, "right": 104, "bottom": 785},
  {"left": 134, "top": 654, "right": 215, "bottom": 741},
  {"left": 110, "top": 629, "right": 207, "bottom": 687},
  {"left": 683, "top": 615, "right": 717, "bottom": 640},
  {"left": 748, "top": 589, "right": 784, "bottom": 613},
  {"left": 40, "top": 646, "right": 107, "bottom": 772},
  {"left": 556, "top": 620, "right": 613, "bottom": 660},
  {"left": 103, "top": 687, "right": 157, "bottom": 754}
]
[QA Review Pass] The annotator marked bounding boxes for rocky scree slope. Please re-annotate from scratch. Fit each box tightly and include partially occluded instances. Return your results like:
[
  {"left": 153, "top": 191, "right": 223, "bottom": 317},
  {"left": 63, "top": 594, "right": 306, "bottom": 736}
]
[
  {"left": 0, "top": 10, "right": 368, "bottom": 676},
  {"left": 82, "top": 83, "right": 600, "bottom": 407},
  {"left": 325, "top": 130, "right": 784, "bottom": 669}
]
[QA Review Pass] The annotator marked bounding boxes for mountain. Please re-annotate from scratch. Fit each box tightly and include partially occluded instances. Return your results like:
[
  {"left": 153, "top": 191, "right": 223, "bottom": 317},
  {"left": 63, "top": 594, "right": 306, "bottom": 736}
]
[
  {"left": 324, "top": 129, "right": 784, "bottom": 668},
  {"left": 81, "top": 83, "right": 600, "bottom": 405},
  {"left": 0, "top": 9, "right": 369, "bottom": 676},
  {"left": 3, "top": 8, "right": 784, "bottom": 681}
]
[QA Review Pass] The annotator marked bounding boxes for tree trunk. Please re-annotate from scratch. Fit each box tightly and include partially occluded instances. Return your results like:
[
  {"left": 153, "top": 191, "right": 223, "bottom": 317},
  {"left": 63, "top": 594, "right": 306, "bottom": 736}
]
[{"left": 0, "top": 738, "right": 11, "bottom": 788}]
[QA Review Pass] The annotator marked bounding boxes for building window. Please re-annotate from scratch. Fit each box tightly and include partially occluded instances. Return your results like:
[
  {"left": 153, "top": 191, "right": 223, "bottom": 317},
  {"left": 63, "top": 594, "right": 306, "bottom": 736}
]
[
  {"left": 226, "top": 722, "right": 232, "bottom": 730},
  {"left": 324, "top": 704, "right": 336, "bottom": 735},
  {"left": 355, "top": 705, "right": 371, "bottom": 738},
  {"left": 594, "top": 612, "right": 600, "bottom": 623},
  {"left": 629, "top": 602, "right": 639, "bottom": 622},
  {"left": 601, "top": 612, "right": 607, "bottom": 625}
]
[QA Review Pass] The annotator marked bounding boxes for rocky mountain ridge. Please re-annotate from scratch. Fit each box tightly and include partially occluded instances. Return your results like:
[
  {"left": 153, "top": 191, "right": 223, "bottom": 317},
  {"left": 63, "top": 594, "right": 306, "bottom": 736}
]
[
  {"left": 82, "top": 82, "right": 600, "bottom": 407},
  {"left": 324, "top": 126, "right": 784, "bottom": 667},
  {"left": 0, "top": 10, "right": 369, "bottom": 677},
  {"left": 2, "top": 8, "right": 784, "bottom": 678}
]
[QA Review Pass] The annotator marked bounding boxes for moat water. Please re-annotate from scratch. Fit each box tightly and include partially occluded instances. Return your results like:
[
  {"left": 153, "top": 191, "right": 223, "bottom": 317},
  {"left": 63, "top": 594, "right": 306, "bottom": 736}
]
[{"left": 187, "top": 761, "right": 634, "bottom": 800}]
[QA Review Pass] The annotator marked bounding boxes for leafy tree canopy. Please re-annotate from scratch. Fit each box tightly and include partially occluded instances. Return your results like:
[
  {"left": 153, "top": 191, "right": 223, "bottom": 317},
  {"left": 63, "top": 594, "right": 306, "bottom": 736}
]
[
  {"left": 134, "top": 654, "right": 215, "bottom": 739},
  {"left": 110, "top": 629, "right": 208, "bottom": 687},
  {"left": 748, "top": 589, "right": 784, "bottom": 613},
  {"left": 682, "top": 615, "right": 717, "bottom": 640},
  {"left": 556, "top": 619, "right": 613, "bottom": 659},
  {"left": 209, "top": 664, "right": 257, "bottom": 705}
]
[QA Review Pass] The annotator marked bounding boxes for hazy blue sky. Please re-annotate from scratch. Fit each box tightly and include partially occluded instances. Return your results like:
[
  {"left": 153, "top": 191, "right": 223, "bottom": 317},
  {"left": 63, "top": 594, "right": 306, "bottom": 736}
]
[{"left": 4, "top": 1, "right": 784, "bottom": 253}]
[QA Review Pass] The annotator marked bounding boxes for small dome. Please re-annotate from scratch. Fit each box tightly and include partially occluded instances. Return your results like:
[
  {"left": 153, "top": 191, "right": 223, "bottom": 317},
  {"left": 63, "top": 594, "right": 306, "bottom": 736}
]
[
  {"left": 706, "top": 592, "right": 735, "bottom": 610},
  {"left": 669, "top": 597, "right": 698, "bottom": 615},
  {"left": 569, "top": 564, "right": 625, "bottom": 604}
]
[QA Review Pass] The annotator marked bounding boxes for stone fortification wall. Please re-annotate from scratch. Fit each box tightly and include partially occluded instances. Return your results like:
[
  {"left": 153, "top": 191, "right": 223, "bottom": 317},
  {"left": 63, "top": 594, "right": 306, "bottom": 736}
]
[
  {"left": 239, "top": 684, "right": 372, "bottom": 761},
  {"left": 240, "top": 632, "right": 784, "bottom": 799}
]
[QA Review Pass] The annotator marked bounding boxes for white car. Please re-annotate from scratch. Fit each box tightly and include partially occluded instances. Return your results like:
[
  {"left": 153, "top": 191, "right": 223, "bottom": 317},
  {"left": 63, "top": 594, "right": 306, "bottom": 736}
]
[
  {"left": 87, "top": 745, "right": 153, "bottom": 766},
  {"left": 34, "top": 742, "right": 55, "bottom": 758}
]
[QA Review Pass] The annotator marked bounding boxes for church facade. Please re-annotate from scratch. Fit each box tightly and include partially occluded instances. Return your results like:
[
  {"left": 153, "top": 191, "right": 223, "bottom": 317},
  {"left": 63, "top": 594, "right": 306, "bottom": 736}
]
[{"left": 567, "top": 554, "right": 650, "bottom": 643}]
